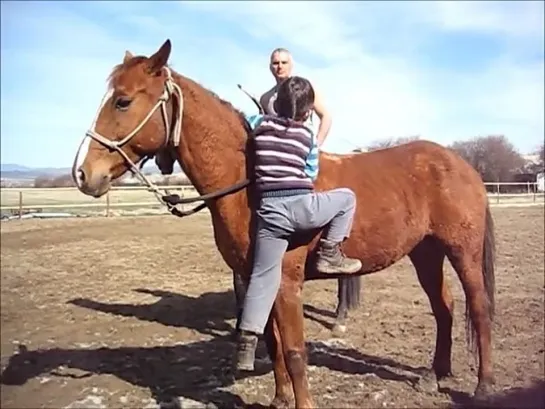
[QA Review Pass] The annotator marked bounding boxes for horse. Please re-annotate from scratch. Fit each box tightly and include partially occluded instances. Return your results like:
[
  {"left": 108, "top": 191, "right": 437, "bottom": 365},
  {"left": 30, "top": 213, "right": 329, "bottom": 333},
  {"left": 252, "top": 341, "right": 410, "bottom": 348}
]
[{"left": 72, "top": 39, "right": 497, "bottom": 408}]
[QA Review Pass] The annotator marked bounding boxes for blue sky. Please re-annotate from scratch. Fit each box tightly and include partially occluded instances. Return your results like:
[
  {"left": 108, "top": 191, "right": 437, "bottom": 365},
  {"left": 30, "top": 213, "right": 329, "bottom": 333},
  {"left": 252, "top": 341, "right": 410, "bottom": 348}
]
[{"left": 1, "top": 0, "right": 543, "bottom": 168}]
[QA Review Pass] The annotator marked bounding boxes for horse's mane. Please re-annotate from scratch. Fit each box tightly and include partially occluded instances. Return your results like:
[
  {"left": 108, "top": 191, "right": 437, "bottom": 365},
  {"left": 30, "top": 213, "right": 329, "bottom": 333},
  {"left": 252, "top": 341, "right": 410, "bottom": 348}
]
[{"left": 203, "top": 87, "right": 251, "bottom": 134}]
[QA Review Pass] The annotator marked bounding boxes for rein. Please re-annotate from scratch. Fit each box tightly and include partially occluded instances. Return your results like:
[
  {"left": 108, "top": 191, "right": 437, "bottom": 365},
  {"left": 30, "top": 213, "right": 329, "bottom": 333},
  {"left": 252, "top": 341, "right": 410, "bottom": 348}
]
[
  {"left": 76, "top": 68, "right": 262, "bottom": 218},
  {"left": 161, "top": 84, "right": 264, "bottom": 209}
]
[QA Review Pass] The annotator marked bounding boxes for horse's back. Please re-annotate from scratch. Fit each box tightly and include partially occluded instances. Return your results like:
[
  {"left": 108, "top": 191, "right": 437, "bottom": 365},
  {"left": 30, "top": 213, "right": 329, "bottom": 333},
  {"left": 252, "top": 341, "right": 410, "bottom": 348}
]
[
  {"left": 318, "top": 140, "right": 484, "bottom": 204},
  {"left": 311, "top": 140, "right": 488, "bottom": 270}
]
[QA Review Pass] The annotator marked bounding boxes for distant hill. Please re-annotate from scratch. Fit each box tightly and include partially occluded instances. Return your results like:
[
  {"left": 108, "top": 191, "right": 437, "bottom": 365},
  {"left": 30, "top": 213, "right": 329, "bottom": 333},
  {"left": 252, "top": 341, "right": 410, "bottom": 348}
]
[
  {"left": 1, "top": 164, "right": 71, "bottom": 179},
  {"left": 1, "top": 164, "right": 34, "bottom": 172},
  {"left": 0, "top": 161, "right": 178, "bottom": 180}
]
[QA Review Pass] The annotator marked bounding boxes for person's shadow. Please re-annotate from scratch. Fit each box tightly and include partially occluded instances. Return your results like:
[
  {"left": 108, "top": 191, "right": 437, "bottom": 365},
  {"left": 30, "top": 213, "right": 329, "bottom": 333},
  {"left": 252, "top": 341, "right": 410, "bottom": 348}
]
[{"left": 0, "top": 288, "right": 443, "bottom": 408}]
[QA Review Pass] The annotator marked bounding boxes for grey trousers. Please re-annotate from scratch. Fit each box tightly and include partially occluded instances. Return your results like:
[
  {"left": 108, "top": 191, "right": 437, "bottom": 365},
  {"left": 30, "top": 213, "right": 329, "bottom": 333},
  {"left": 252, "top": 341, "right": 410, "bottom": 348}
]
[{"left": 239, "top": 187, "right": 356, "bottom": 334}]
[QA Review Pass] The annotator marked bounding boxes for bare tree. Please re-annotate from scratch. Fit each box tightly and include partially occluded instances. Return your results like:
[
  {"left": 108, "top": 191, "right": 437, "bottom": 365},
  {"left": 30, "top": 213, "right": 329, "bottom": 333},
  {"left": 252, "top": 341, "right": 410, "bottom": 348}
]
[
  {"left": 365, "top": 135, "right": 420, "bottom": 152},
  {"left": 450, "top": 135, "right": 524, "bottom": 182}
]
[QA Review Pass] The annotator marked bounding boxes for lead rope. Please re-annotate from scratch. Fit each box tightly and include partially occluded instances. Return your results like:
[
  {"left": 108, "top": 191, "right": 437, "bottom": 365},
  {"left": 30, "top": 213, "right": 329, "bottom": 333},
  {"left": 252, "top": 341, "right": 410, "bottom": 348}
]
[{"left": 137, "top": 67, "right": 185, "bottom": 211}]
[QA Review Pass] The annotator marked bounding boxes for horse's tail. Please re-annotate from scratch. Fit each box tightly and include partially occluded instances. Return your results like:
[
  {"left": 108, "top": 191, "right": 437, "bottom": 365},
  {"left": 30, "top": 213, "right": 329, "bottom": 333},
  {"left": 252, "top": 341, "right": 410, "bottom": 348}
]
[
  {"left": 466, "top": 201, "right": 496, "bottom": 356},
  {"left": 338, "top": 276, "right": 362, "bottom": 312}
]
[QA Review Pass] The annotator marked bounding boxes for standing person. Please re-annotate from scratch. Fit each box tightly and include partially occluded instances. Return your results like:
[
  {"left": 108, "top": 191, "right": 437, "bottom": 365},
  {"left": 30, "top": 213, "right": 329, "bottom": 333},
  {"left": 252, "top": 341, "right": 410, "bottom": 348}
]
[{"left": 235, "top": 76, "right": 362, "bottom": 372}]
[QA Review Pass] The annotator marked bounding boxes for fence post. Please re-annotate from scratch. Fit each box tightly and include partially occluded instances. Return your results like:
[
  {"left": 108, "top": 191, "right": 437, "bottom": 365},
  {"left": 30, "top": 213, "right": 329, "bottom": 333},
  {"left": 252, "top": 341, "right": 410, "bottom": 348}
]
[
  {"left": 18, "top": 191, "right": 23, "bottom": 219},
  {"left": 106, "top": 191, "right": 110, "bottom": 217},
  {"left": 496, "top": 183, "right": 500, "bottom": 204}
]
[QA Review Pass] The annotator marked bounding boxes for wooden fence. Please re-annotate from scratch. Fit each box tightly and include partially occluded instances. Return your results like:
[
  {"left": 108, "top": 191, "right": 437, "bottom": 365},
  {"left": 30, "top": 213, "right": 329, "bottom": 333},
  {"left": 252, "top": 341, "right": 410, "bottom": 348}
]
[{"left": 0, "top": 182, "right": 543, "bottom": 219}]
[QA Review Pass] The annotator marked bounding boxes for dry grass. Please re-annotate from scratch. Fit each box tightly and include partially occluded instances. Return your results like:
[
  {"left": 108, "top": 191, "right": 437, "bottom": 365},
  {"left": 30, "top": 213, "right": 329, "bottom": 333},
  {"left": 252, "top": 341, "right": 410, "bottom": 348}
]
[{"left": 0, "top": 207, "right": 543, "bottom": 409}]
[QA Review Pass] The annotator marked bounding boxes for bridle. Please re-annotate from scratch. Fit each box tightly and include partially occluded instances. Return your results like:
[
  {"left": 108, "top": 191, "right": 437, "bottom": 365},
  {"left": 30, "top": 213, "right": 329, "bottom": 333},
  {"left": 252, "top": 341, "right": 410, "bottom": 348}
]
[{"left": 73, "top": 67, "right": 257, "bottom": 217}]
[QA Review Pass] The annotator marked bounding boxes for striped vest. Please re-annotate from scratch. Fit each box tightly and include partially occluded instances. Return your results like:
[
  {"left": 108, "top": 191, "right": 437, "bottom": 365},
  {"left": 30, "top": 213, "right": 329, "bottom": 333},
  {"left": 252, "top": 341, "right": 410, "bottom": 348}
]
[
  {"left": 263, "top": 89, "right": 319, "bottom": 180},
  {"left": 246, "top": 114, "right": 315, "bottom": 197}
]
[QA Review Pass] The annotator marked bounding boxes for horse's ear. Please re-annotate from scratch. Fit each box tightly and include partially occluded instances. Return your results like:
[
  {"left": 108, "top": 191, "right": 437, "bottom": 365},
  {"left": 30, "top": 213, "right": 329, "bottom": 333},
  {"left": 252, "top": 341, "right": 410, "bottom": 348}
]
[
  {"left": 147, "top": 39, "right": 171, "bottom": 74},
  {"left": 123, "top": 50, "right": 134, "bottom": 64}
]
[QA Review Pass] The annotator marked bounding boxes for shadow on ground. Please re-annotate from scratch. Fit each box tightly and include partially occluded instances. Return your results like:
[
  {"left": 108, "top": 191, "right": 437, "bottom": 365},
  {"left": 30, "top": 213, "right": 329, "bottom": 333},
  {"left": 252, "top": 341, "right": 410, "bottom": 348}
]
[
  {"left": 69, "top": 288, "right": 238, "bottom": 338},
  {"left": 0, "top": 288, "right": 461, "bottom": 408},
  {"left": 68, "top": 287, "right": 343, "bottom": 334},
  {"left": 450, "top": 380, "right": 545, "bottom": 409}
]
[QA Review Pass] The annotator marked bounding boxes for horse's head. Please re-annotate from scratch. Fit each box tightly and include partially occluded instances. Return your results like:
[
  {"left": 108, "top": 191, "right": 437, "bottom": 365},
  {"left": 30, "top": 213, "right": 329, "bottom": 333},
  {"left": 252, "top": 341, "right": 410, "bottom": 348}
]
[{"left": 72, "top": 39, "right": 180, "bottom": 198}]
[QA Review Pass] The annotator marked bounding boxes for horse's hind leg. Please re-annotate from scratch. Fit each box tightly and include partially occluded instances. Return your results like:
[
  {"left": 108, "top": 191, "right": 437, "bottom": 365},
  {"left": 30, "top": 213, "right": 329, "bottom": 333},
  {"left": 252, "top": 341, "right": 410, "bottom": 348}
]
[
  {"left": 433, "top": 202, "right": 496, "bottom": 399},
  {"left": 332, "top": 276, "right": 362, "bottom": 335},
  {"left": 445, "top": 240, "right": 495, "bottom": 398},
  {"left": 409, "top": 236, "right": 454, "bottom": 380}
]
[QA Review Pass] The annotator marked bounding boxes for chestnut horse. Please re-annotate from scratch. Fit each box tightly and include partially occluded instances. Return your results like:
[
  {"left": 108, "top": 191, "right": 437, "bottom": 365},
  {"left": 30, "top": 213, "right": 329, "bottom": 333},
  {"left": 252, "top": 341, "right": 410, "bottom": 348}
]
[{"left": 72, "top": 39, "right": 496, "bottom": 408}]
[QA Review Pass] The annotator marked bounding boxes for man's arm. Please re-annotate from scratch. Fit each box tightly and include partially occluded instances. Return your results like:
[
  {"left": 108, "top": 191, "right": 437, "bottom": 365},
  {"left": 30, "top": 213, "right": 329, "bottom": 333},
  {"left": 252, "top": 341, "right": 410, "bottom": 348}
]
[
  {"left": 259, "top": 86, "right": 276, "bottom": 115},
  {"left": 313, "top": 89, "right": 332, "bottom": 147}
]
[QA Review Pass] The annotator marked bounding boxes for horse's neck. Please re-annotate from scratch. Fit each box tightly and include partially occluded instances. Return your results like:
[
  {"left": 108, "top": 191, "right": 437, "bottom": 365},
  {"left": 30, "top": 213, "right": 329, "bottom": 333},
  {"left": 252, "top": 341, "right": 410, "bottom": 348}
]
[
  {"left": 175, "top": 74, "right": 248, "bottom": 196},
  {"left": 173, "top": 74, "right": 253, "bottom": 269}
]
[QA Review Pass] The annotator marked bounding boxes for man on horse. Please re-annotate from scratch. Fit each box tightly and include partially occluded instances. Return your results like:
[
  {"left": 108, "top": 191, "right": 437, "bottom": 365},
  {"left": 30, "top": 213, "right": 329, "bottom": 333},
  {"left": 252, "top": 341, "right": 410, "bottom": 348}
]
[{"left": 259, "top": 48, "right": 333, "bottom": 148}]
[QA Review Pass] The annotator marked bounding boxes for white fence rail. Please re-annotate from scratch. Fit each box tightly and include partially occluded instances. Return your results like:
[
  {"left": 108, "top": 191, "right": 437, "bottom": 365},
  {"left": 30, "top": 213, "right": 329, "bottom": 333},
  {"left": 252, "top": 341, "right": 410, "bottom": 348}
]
[
  {"left": 0, "top": 185, "right": 198, "bottom": 219},
  {"left": 0, "top": 182, "right": 543, "bottom": 219}
]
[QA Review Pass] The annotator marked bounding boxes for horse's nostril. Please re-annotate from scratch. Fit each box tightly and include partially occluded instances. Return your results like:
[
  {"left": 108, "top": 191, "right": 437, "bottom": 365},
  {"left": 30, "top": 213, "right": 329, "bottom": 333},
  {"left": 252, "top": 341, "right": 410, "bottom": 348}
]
[{"left": 77, "top": 168, "right": 86, "bottom": 184}]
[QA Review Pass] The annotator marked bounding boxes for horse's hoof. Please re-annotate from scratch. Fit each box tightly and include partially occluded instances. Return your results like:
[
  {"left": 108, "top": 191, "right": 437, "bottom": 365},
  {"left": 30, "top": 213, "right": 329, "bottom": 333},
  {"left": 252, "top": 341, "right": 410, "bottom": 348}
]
[
  {"left": 269, "top": 395, "right": 290, "bottom": 409},
  {"left": 331, "top": 323, "right": 347, "bottom": 337},
  {"left": 414, "top": 369, "right": 439, "bottom": 394},
  {"left": 435, "top": 367, "right": 455, "bottom": 381},
  {"left": 473, "top": 381, "right": 493, "bottom": 401}
]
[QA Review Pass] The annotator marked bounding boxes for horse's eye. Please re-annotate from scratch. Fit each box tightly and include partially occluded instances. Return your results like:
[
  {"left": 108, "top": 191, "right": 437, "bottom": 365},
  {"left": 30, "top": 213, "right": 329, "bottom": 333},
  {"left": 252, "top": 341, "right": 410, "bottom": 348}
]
[{"left": 115, "top": 97, "right": 132, "bottom": 111}]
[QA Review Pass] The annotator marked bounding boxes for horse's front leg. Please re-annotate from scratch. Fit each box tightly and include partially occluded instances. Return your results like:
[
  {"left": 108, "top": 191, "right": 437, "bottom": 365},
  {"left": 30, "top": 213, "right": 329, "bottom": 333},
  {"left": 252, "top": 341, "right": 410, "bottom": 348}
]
[
  {"left": 264, "top": 315, "right": 292, "bottom": 408},
  {"left": 232, "top": 270, "right": 245, "bottom": 336},
  {"left": 273, "top": 278, "right": 314, "bottom": 409}
]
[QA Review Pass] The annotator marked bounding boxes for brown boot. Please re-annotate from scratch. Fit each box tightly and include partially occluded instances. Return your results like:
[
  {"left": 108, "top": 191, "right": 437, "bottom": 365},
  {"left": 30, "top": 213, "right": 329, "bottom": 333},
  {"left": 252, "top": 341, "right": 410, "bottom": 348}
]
[
  {"left": 315, "top": 239, "right": 362, "bottom": 274},
  {"left": 235, "top": 331, "right": 258, "bottom": 371}
]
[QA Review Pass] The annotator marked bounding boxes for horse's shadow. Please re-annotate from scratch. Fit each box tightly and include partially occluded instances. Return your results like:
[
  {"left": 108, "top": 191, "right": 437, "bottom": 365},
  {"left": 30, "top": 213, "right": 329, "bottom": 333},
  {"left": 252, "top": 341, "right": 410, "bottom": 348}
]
[
  {"left": 302, "top": 303, "right": 338, "bottom": 330},
  {"left": 1, "top": 288, "right": 438, "bottom": 408},
  {"left": 69, "top": 288, "right": 238, "bottom": 338}
]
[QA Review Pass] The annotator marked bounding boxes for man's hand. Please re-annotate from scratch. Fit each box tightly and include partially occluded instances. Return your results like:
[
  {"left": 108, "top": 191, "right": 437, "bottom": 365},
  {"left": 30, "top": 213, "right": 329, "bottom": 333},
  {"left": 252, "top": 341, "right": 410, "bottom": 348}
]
[{"left": 313, "top": 89, "right": 332, "bottom": 147}]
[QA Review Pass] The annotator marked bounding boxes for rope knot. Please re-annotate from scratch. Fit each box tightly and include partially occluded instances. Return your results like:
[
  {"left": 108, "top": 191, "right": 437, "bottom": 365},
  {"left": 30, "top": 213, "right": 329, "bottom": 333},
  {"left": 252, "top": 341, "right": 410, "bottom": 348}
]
[{"left": 159, "top": 89, "right": 170, "bottom": 102}]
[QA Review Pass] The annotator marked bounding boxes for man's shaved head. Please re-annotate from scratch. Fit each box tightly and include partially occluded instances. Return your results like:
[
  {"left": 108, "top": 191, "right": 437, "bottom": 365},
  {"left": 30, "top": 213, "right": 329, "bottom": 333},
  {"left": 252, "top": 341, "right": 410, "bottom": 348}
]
[
  {"left": 269, "top": 48, "right": 293, "bottom": 83},
  {"left": 270, "top": 48, "right": 292, "bottom": 61}
]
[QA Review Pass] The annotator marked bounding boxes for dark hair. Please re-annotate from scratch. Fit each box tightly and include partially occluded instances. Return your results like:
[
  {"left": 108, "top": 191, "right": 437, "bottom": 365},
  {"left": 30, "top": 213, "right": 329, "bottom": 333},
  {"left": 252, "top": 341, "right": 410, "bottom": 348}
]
[{"left": 274, "top": 76, "right": 314, "bottom": 122}]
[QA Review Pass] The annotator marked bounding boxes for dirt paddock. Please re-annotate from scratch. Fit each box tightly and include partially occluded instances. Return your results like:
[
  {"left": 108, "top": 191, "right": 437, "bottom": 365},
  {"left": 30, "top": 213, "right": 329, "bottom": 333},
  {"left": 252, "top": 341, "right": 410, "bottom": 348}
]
[{"left": 1, "top": 206, "right": 544, "bottom": 408}]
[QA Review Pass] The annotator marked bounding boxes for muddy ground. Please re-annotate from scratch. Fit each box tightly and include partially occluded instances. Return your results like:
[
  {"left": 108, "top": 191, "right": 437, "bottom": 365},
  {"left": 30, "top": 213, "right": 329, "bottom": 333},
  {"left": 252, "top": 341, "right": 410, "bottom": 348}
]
[{"left": 1, "top": 206, "right": 544, "bottom": 408}]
